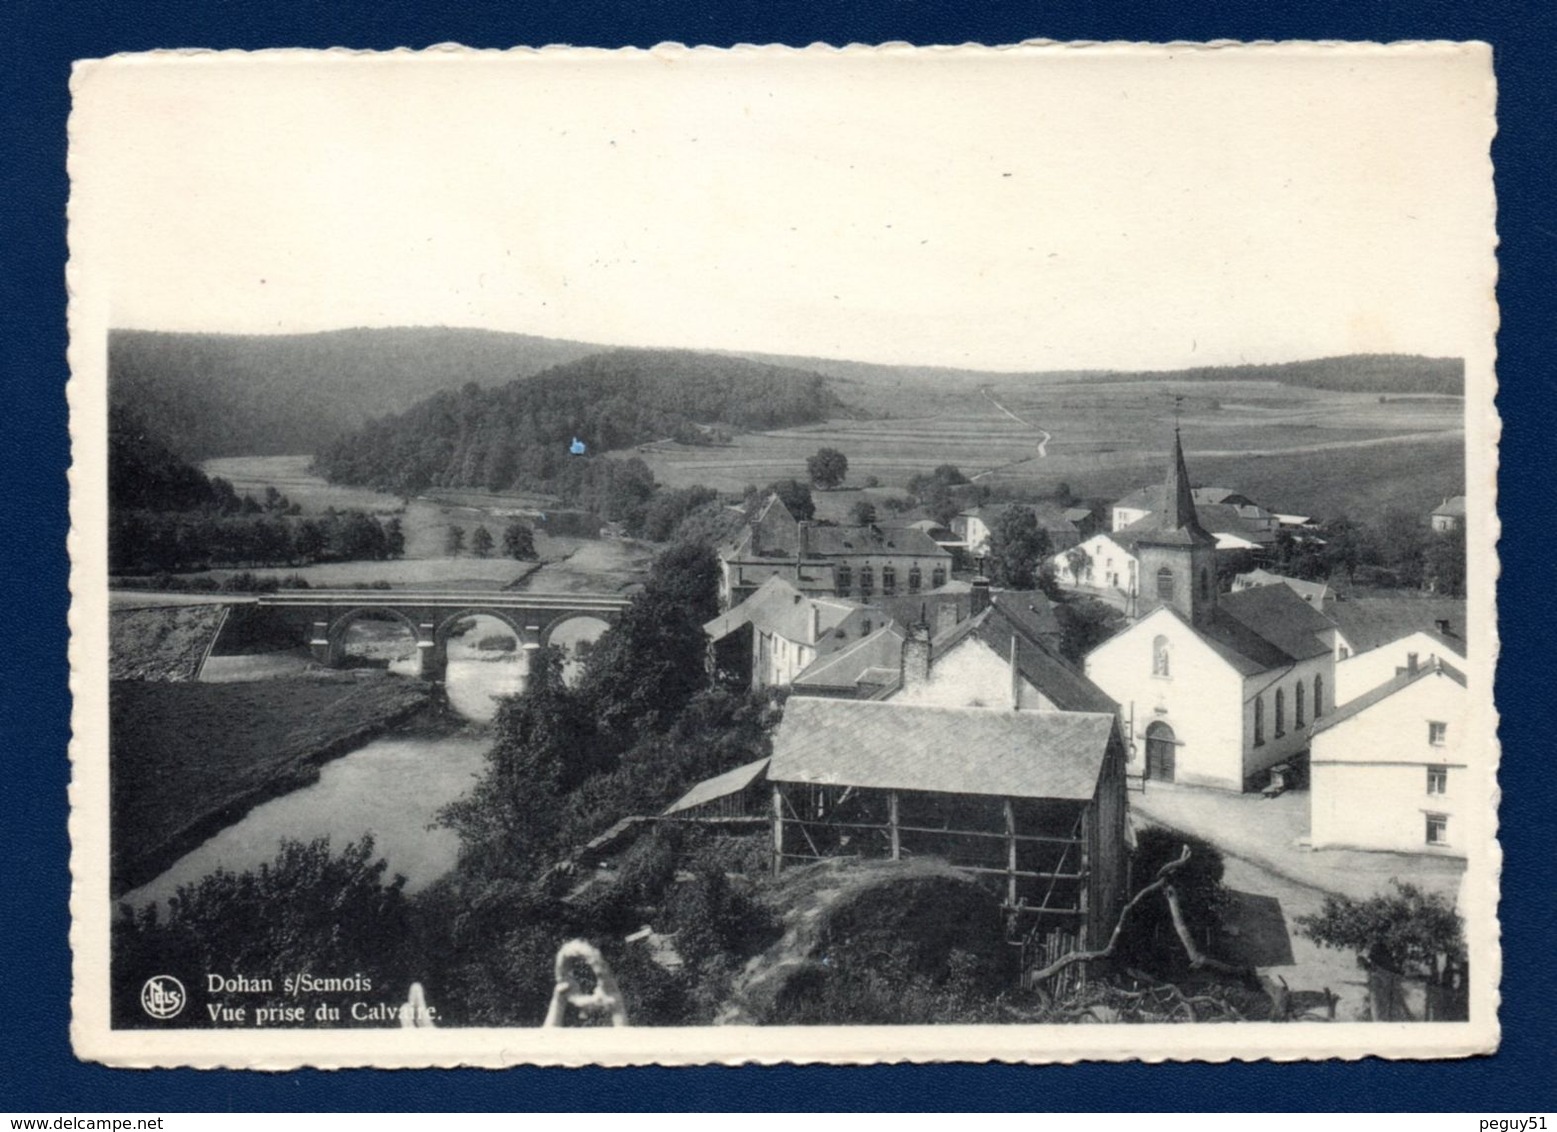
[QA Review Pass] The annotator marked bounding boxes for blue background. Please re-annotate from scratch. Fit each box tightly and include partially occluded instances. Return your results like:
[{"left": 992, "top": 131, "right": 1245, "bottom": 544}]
[{"left": 4, "top": 0, "right": 1552, "bottom": 1113}]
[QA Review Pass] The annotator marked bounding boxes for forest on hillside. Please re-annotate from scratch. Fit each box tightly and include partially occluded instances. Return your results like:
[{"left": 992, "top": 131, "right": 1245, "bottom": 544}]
[{"left": 312, "top": 349, "right": 841, "bottom": 498}]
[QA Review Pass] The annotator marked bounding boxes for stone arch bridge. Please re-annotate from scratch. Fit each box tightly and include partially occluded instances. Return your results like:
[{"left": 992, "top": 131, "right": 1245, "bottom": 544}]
[{"left": 255, "top": 589, "right": 632, "bottom": 682}]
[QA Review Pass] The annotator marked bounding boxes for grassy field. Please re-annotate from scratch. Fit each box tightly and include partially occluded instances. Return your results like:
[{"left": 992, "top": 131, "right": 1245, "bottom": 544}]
[
  {"left": 197, "top": 455, "right": 651, "bottom": 592},
  {"left": 110, "top": 677, "right": 434, "bottom": 896},
  {"left": 619, "top": 378, "right": 1464, "bottom": 526}
]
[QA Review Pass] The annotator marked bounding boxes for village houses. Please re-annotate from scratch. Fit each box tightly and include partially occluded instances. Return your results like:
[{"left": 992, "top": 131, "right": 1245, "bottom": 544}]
[
  {"left": 1083, "top": 432, "right": 1337, "bottom": 792},
  {"left": 1308, "top": 655, "right": 1468, "bottom": 856},
  {"left": 1323, "top": 596, "right": 1467, "bottom": 705},
  {"left": 716, "top": 492, "right": 953, "bottom": 609}
]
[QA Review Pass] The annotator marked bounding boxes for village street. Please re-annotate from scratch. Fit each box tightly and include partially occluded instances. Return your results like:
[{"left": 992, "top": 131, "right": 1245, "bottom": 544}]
[{"left": 1132, "top": 783, "right": 1467, "bottom": 1022}]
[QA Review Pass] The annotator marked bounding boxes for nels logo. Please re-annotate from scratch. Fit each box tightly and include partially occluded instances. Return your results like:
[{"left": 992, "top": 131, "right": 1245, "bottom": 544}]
[{"left": 140, "top": 975, "right": 186, "bottom": 1020}]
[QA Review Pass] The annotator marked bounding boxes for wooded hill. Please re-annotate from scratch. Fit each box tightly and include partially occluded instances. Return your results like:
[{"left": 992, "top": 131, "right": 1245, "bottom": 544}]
[
  {"left": 109, "top": 327, "right": 602, "bottom": 459},
  {"left": 312, "top": 348, "right": 841, "bottom": 497}
]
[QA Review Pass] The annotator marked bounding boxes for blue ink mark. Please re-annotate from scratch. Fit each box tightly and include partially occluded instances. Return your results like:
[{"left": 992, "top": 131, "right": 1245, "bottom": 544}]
[{"left": 569, "top": 437, "right": 587, "bottom": 455}]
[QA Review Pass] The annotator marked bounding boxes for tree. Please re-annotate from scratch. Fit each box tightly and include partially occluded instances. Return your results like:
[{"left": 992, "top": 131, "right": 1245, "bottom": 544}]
[
  {"left": 1064, "top": 546, "right": 1091, "bottom": 585},
  {"left": 1423, "top": 526, "right": 1466, "bottom": 596},
  {"left": 502, "top": 521, "right": 537, "bottom": 561},
  {"left": 849, "top": 500, "right": 878, "bottom": 526},
  {"left": 1054, "top": 596, "right": 1126, "bottom": 664},
  {"left": 988, "top": 505, "right": 1051, "bottom": 590},
  {"left": 645, "top": 540, "right": 722, "bottom": 626},
  {"left": 111, "top": 836, "right": 412, "bottom": 1028},
  {"left": 384, "top": 516, "right": 406, "bottom": 559},
  {"left": 444, "top": 524, "right": 466, "bottom": 557},
  {"left": 1297, "top": 879, "right": 1464, "bottom": 977},
  {"left": 765, "top": 478, "right": 815, "bottom": 521},
  {"left": 471, "top": 525, "right": 495, "bottom": 558},
  {"left": 806, "top": 447, "right": 849, "bottom": 490}
]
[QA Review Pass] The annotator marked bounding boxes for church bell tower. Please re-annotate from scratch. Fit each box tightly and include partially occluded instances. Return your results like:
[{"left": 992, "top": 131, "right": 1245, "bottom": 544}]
[{"left": 1133, "top": 427, "right": 1218, "bottom": 624}]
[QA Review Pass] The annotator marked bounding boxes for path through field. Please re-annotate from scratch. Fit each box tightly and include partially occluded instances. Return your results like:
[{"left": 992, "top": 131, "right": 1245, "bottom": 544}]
[{"left": 968, "top": 386, "right": 1051, "bottom": 480}]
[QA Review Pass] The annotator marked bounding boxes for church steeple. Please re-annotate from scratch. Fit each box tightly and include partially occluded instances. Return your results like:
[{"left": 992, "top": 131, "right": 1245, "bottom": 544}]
[
  {"left": 1131, "top": 424, "right": 1218, "bottom": 624},
  {"left": 1161, "top": 425, "right": 1199, "bottom": 532}
]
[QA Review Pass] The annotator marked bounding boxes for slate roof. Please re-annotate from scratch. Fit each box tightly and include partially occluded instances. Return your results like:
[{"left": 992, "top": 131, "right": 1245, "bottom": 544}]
[
  {"left": 1432, "top": 496, "right": 1467, "bottom": 517},
  {"left": 768, "top": 698, "right": 1116, "bottom": 801},
  {"left": 805, "top": 523, "right": 951, "bottom": 559},
  {"left": 1213, "top": 583, "right": 1336, "bottom": 664},
  {"left": 1234, "top": 569, "right": 1332, "bottom": 606},
  {"left": 703, "top": 575, "right": 862, "bottom": 644},
  {"left": 664, "top": 757, "right": 772, "bottom": 815},
  {"left": 975, "top": 602, "right": 1118, "bottom": 714},
  {"left": 1114, "top": 484, "right": 1253, "bottom": 512},
  {"left": 791, "top": 623, "right": 906, "bottom": 691},
  {"left": 1325, "top": 598, "right": 1467, "bottom": 655},
  {"left": 1309, "top": 657, "right": 1467, "bottom": 738}
]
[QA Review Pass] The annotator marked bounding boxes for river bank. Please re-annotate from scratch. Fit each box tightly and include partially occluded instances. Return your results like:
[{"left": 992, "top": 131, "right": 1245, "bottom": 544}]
[{"left": 110, "top": 676, "right": 445, "bottom": 897}]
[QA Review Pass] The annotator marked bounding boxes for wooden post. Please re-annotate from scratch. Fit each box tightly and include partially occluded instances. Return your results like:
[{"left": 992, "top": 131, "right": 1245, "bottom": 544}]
[
  {"left": 1004, "top": 798, "right": 1018, "bottom": 906},
  {"left": 1079, "top": 808, "right": 1092, "bottom": 942},
  {"left": 888, "top": 791, "right": 901, "bottom": 861},
  {"left": 771, "top": 785, "right": 785, "bottom": 877}
]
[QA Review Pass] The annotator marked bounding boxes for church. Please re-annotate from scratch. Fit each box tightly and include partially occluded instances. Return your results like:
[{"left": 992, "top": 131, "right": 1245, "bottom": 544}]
[{"left": 1083, "top": 432, "right": 1338, "bottom": 792}]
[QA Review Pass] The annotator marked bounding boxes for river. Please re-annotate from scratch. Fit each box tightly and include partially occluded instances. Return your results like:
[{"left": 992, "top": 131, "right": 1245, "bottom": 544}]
[{"left": 121, "top": 651, "right": 530, "bottom": 909}]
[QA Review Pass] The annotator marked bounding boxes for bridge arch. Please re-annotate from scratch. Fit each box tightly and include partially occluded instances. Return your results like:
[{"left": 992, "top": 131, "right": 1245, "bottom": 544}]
[
  {"left": 539, "top": 611, "right": 614, "bottom": 652},
  {"left": 327, "top": 606, "right": 421, "bottom": 651},
  {"left": 433, "top": 608, "right": 529, "bottom": 649}
]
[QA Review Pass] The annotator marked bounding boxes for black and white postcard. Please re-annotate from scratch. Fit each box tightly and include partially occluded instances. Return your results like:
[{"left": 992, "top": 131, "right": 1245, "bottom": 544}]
[{"left": 68, "top": 41, "right": 1499, "bottom": 1065}]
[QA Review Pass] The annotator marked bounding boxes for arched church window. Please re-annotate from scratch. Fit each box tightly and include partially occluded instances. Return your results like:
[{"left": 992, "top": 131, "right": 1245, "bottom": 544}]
[
  {"left": 1156, "top": 566, "right": 1174, "bottom": 602},
  {"left": 1275, "top": 688, "right": 1286, "bottom": 736},
  {"left": 1295, "top": 680, "right": 1306, "bottom": 727},
  {"left": 1152, "top": 634, "right": 1170, "bottom": 677},
  {"left": 1313, "top": 673, "right": 1324, "bottom": 718},
  {"left": 1254, "top": 695, "right": 1264, "bottom": 746}
]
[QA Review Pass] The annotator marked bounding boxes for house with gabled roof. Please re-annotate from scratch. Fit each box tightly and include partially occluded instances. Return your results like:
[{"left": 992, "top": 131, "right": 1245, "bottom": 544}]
[
  {"left": 1324, "top": 597, "right": 1467, "bottom": 705},
  {"left": 1430, "top": 495, "right": 1466, "bottom": 532},
  {"left": 1083, "top": 431, "right": 1338, "bottom": 791},
  {"left": 1233, "top": 568, "right": 1334, "bottom": 609},
  {"left": 1308, "top": 656, "right": 1468, "bottom": 855},
  {"left": 703, "top": 574, "right": 877, "bottom": 690},
  {"left": 716, "top": 493, "right": 953, "bottom": 609}
]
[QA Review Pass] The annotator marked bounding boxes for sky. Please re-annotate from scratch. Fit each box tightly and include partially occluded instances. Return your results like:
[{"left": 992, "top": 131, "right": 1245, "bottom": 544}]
[{"left": 69, "top": 43, "right": 1495, "bottom": 372}]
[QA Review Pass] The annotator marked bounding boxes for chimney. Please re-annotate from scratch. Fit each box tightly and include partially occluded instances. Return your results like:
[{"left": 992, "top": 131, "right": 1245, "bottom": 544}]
[
  {"left": 902, "top": 620, "right": 933, "bottom": 689},
  {"left": 809, "top": 602, "right": 821, "bottom": 645},
  {"left": 1407, "top": 651, "right": 1419, "bottom": 674},
  {"left": 971, "top": 576, "right": 992, "bottom": 616}
]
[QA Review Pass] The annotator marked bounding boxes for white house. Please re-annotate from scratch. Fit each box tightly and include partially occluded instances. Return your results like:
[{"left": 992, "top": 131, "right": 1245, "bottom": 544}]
[
  {"left": 1084, "top": 432, "right": 1337, "bottom": 792},
  {"left": 1047, "top": 531, "right": 1138, "bottom": 601},
  {"left": 1233, "top": 568, "right": 1333, "bottom": 609},
  {"left": 703, "top": 575, "right": 876, "bottom": 690},
  {"left": 953, "top": 504, "right": 1081, "bottom": 559},
  {"left": 1324, "top": 598, "right": 1467, "bottom": 705},
  {"left": 1308, "top": 657, "right": 1468, "bottom": 856}
]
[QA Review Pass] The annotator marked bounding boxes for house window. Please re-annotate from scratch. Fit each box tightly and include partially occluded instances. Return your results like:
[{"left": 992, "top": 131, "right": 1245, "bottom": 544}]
[
  {"left": 858, "top": 566, "right": 874, "bottom": 597},
  {"left": 1156, "top": 566, "right": 1174, "bottom": 602},
  {"left": 1338, "top": 646, "right": 1350, "bottom": 660},
  {"left": 1427, "top": 766, "right": 1448, "bottom": 795},
  {"left": 931, "top": 567, "right": 947, "bottom": 589},
  {"left": 881, "top": 565, "right": 897, "bottom": 596},
  {"left": 1152, "top": 634, "right": 1171, "bottom": 678},
  {"left": 1274, "top": 688, "right": 1286, "bottom": 736},
  {"left": 1254, "top": 696, "right": 1264, "bottom": 746},
  {"left": 861, "top": 618, "right": 872, "bottom": 635},
  {"left": 1295, "top": 680, "right": 1306, "bottom": 727},
  {"left": 1429, "top": 721, "right": 1447, "bottom": 746},
  {"left": 908, "top": 565, "right": 922, "bottom": 593},
  {"left": 835, "top": 564, "right": 852, "bottom": 596},
  {"left": 1425, "top": 813, "right": 1449, "bottom": 846},
  {"left": 1313, "top": 674, "right": 1324, "bottom": 718}
]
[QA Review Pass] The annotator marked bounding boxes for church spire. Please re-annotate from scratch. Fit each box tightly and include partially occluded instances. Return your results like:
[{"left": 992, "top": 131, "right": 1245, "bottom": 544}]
[{"left": 1161, "top": 424, "right": 1198, "bottom": 531}]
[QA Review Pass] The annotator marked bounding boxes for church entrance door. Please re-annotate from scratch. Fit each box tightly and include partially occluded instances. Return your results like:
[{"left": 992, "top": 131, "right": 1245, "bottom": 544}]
[{"left": 1145, "top": 721, "right": 1177, "bottom": 782}]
